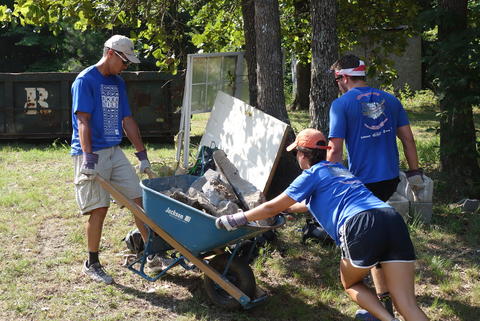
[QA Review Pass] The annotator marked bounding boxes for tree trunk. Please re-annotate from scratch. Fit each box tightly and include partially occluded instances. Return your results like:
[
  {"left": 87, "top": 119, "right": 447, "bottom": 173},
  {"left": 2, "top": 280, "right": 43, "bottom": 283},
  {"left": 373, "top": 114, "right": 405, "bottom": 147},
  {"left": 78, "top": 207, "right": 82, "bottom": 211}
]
[
  {"left": 289, "top": 0, "right": 310, "bottom": 111},
  {"left": 438, "top": 0, "right": 480, "bottom": 198},
  {"left": 254, "top": 0, "right": 299, "bottom": 199},
  {"left": 309, "top": 0, "right": 338, "bottom": 135},
  {"left": 254, "top": 0, "right": 289, "bottom": 124},
  {"left": 290, "top": 60, "right": 311, "bottom": 111},
  {"left": 241, "top": 0, "right": 258, "bottom": 107}
]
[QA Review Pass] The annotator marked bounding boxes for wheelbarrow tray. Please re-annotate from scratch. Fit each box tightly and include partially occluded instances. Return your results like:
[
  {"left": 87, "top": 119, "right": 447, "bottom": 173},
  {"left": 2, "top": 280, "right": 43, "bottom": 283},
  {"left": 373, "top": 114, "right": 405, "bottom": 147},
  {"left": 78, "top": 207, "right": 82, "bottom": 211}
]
[
  {"left": 95, "top": 173, "right": 284, "bottom": 309},
  {"left": 140, "top": 175, "right": 280, "bottom": 257}
]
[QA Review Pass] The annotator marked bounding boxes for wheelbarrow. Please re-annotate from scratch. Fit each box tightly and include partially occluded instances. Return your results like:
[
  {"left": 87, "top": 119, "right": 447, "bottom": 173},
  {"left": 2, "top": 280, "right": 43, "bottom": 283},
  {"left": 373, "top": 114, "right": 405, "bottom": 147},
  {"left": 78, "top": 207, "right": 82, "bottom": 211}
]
[{"left": 95, "top": 173, "right": 285, "bottom": 309}]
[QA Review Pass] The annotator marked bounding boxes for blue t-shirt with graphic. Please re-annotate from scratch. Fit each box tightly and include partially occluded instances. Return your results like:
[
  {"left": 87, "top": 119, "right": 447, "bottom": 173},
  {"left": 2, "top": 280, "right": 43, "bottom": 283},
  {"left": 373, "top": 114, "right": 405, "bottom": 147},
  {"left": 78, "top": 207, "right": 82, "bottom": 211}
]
[
  {"left": 70, "top": 65, "right": 132, "bottom": 155},
  {"left": 285, "top": 161, "right": 388, "bottom": 244},
  {"left": 328, "top": 87, "right": 409, "bottom": 184}
]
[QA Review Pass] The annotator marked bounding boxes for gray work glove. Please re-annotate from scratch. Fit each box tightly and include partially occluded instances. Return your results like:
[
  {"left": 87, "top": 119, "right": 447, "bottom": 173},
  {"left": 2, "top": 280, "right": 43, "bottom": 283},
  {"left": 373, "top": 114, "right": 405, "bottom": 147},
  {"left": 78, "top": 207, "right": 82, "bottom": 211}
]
[
  {"left": 134, "top": 149, "right": 151, "bottom": 174},
  {"left": 405, "top": 169, "right": 424, "bottom": 187},
  {"left": 80, "top": 152, "right": 99, "bottom": 177},
  {"left": 406, "top": 169, "right": 424, "bottom": 200},
  {"left": 215, "top": 211, "right": 248, "bottom": 231}
]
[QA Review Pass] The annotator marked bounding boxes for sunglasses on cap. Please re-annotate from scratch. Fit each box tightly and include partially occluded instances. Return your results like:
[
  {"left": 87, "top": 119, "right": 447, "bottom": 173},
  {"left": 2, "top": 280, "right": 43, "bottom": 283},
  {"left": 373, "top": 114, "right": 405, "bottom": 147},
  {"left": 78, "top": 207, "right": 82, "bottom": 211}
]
[{"left": 113, "top": 50, "right": 131, "bottom": 66}]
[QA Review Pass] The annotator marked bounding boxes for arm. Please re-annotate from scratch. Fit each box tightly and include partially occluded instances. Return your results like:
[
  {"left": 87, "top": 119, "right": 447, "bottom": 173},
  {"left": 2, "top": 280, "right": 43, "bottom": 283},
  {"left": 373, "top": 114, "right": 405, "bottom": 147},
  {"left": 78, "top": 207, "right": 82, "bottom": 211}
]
[
  {"left": 216, "top": 193, "right": 297, "bottom": 231},
  {"left": 327, "top": 137, "right": 344, "bottom": 163},
  {"left": 123, "top": 116, "right": 151, "bottom": 173},
  {"left": 77, "top": 111, "right": 92, "bottom": 154},
  {"left": 397, "top": 124, "right": 419, "bottom": 171},
  {"left": 76, "top": 111, "right": 99, "bottom": 175},
  {"left": 285, "top": 201, "right": 308, "bottom": 213},
  {"left": 244, "top": 193, "right": 297, "bottom": 222},
  {"left": 122, "top": 115, "right": 146, "bottom": 153}
]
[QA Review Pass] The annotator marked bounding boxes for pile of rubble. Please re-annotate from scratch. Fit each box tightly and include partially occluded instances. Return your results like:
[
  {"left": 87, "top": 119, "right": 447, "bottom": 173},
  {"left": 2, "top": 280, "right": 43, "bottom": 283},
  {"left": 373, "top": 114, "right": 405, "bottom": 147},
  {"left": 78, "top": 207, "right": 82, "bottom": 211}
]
[{"left": 160, "top": 150, "right": 274, "bottom": 226}]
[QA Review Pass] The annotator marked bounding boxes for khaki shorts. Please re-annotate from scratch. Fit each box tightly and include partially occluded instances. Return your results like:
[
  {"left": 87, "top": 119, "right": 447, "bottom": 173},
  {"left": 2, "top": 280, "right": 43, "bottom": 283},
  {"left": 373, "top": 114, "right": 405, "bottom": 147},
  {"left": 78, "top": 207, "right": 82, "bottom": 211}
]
[{"left": 73, "top": 146, "right": 142, "bottom": 215}]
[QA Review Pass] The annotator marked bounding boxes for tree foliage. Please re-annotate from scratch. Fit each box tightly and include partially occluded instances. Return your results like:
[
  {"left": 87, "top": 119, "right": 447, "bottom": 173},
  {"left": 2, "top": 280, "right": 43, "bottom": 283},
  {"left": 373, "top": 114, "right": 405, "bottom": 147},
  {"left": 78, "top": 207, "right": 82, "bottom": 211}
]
[
  {"left": 0, "top": 0, "right": 197, "bottom": 73},
  {"left": 337, "top": 0, "right": 420, "bottom": 84},
  {"left": 188, "top": 0, "right": 244, "bottom": 53},
  {"left": 1, "top": 0, "right": 420, "bottom": 80}
]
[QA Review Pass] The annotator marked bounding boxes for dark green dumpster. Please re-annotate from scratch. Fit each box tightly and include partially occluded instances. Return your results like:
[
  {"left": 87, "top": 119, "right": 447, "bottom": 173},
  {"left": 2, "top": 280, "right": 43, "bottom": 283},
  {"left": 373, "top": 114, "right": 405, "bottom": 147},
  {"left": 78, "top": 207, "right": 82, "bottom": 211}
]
[{"left": 0, "top": 71, "right": 183, "bottom": 141}]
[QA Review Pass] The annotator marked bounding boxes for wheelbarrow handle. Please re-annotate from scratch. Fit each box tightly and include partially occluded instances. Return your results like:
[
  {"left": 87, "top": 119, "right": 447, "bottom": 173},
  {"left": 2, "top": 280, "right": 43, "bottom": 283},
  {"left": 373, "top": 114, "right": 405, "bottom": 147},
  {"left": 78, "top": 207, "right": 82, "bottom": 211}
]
[{"left": 94, "top": 174, "right": 249, "bottom": 304}]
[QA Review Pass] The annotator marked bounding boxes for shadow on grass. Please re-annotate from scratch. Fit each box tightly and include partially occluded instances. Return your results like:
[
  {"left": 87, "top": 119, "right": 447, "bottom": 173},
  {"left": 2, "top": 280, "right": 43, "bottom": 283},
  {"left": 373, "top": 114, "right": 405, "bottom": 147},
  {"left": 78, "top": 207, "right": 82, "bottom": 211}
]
[
  {"left": 406, "top": 109, "right": 439, "bottom": 124},
  {"left": 413, "top": 211, "right": 480, "bottom": 268},
  {"left": 112, "top": 266, "right": 354, "bottom": 321},
  {"left": 418, "top": 295, "right": 480, "bottom": 321},
  {"left": 253, "top": 283, "right": 356, "bottom": 321}
]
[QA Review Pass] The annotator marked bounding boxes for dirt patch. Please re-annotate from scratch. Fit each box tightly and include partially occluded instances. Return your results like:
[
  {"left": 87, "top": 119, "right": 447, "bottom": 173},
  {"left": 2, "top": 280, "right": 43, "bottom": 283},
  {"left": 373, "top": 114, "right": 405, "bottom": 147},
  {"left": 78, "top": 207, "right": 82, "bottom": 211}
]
[{"left": 36, "top": 217, "right": 69, "bottom": 258}]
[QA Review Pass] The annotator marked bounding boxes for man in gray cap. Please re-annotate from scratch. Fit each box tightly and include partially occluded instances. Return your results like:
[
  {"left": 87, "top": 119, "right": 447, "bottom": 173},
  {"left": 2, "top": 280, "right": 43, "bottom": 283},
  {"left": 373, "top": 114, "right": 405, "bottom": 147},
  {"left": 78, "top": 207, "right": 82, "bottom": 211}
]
[{"left": 70, "top": 35, "right": 171, "bottom": 284}]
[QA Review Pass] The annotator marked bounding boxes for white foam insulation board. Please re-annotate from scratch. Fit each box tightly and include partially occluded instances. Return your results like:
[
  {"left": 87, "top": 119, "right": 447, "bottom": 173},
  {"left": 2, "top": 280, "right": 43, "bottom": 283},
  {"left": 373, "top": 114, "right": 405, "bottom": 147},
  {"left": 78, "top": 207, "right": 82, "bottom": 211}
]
[{"left": 199, "top": 91, "right": 289, "bottom": 193}]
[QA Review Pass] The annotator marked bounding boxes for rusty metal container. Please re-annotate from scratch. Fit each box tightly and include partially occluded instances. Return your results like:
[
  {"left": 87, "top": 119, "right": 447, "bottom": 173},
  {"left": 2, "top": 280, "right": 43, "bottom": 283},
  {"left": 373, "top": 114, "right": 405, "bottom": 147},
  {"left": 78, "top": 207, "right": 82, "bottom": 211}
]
[{"left": 0, "top": 71, "right": 182, "bottom": 141}]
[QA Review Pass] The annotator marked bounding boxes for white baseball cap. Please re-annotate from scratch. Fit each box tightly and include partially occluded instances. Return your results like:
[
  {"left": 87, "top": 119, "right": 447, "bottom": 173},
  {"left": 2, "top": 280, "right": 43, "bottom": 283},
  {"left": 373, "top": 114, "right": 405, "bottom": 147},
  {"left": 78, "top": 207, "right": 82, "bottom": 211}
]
[{"left": 104, "top": 35, "right": 140, "bottom": 64}]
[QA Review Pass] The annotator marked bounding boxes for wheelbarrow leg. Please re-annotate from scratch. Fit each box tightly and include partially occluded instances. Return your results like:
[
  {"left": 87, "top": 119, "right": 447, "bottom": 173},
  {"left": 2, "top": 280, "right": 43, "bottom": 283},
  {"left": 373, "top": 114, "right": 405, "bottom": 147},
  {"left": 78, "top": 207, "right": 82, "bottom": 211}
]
[{"left": 95, "top": 174, "right": 252, "bottom": 306}]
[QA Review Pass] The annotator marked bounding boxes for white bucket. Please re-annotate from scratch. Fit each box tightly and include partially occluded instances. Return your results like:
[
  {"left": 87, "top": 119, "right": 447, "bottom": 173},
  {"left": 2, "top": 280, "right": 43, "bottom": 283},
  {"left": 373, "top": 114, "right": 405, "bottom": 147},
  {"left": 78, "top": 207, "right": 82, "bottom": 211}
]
[
  {"left": 403, "top": 173, "right": 434, "bottom": 203},
  {"left": 387, "top": 192, "right": 410, "bottom": 221},
  {"left": 394, "top": 171, "right": 434, "bottom": 223}
]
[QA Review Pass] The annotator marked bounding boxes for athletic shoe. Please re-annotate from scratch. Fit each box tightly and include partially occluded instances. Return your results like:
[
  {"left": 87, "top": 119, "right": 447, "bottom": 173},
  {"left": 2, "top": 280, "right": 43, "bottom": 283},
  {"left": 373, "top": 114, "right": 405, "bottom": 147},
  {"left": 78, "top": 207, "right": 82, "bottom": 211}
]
[
  {"left": 355, "top": 309, "right": 381, "bottom": 321},
  {"left": 83, "top": 260, "right": 113, "bottom": 284},
  {"left": 147, "top": 254, "right": 176, "bottom": 273}
]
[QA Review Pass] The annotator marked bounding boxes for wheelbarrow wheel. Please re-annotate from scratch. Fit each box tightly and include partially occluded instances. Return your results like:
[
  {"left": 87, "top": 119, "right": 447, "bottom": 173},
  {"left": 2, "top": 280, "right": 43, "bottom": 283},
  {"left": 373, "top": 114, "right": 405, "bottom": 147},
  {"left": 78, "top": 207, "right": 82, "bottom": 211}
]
[{"left": 203, "top": 254, "right": 256, "bottom": 309}]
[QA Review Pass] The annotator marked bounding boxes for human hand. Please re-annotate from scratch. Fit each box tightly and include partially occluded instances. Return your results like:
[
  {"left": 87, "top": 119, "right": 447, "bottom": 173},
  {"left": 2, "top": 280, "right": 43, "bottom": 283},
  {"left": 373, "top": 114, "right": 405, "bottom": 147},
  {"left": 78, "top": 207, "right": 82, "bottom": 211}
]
[
  {"left": 80, "top": 152, "right": 98, "bottom": 177},
  {"left": 135, "top": 150, "right": 151, "bottom": 174},
  {"left": 405, "top": 169, "right": 424, "bottom": 188},
  {"left": 215, "top": 211, "right": 248, "bottom": 231},
  {"left": 406, "top": 169, "right": 425, "bottom": 201}
]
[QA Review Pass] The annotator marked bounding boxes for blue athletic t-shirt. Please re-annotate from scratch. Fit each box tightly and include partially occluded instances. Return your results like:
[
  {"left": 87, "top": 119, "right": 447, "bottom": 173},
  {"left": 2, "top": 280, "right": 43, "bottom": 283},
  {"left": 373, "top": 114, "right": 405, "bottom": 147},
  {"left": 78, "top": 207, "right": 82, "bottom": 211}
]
[
  {"left": 328, "top": 87, "right": 409, "bottom": 183},
  {"left": 285, "top": 161, "right": 388, "bottom": 244},
  {"left": 70, "top": 66, "right": 132, "bottom": 155}
]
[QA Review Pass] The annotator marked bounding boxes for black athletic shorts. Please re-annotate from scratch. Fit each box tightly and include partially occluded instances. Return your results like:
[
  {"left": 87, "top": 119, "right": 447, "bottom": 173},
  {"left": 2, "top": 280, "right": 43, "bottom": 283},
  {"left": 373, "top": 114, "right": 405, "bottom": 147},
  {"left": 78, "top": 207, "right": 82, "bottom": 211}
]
[
  {"left": 339, "top": 207, "right": 416, "bottom": 268},
  {"left": 365, "top": 177, "right": 400, "bottom": 202}
]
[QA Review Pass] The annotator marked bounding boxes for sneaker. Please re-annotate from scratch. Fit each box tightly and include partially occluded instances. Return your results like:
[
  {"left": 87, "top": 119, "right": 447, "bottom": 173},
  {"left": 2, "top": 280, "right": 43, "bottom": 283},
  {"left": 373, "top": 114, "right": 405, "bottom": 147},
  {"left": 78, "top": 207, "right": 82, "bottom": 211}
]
[
  {"left": 355, "top": 309, "right": 381, "bottom": 321},
  {"left": 83, "top": 260, "right": 113, "bottom": 284},
  {"left": 147, "top": 254, "right": 176, "bottom": 273}
]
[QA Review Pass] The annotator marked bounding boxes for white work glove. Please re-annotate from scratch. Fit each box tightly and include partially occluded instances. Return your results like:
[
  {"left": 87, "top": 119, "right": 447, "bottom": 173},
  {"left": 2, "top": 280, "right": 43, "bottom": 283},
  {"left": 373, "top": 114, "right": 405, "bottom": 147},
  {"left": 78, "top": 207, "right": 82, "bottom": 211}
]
[
  {"left": 80, "top": 152, "right": 99, "bottom": 178},
  {"left": 134, "top": 150, "right": 151, "bottom": 174},
  {"left": 215, "top": 211, "right": 248, "bottom": 231}
]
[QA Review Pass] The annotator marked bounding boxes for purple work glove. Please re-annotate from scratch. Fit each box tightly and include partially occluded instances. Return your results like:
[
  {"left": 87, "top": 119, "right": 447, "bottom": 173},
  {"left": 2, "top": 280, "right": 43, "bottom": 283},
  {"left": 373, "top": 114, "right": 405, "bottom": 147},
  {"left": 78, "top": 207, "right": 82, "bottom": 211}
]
[
  {"left": 80, "top": 152, "right": 99, "bottom": 176},
  {"left": 135, "top": 149, "right": 151, "bottom": 174},
  {"left": 215, "top": 211, "right": 248, "bottom": 231}
]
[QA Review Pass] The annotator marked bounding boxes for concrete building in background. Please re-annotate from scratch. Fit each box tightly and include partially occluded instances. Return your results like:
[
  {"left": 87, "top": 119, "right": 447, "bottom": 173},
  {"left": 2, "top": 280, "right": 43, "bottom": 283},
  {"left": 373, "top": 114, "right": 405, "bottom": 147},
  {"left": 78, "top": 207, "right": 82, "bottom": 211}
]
[{"left": 351, "top": 32, "right": 422, "bottom": 91}]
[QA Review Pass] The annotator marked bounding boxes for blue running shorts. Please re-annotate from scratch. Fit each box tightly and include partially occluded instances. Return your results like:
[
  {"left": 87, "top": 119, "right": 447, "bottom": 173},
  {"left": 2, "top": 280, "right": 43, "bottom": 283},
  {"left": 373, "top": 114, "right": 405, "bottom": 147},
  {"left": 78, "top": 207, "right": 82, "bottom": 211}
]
[{"left": 339, "top": 207, "right": 416, "bottom": 268}]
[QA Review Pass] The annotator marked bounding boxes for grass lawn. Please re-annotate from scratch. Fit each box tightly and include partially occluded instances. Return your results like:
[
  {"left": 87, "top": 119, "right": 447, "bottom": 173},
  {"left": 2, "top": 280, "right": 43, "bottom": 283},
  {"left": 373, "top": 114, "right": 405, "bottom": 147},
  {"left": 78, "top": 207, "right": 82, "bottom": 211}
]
[{"left": 0, "top": 90, "right": 479, "bottom": 320}]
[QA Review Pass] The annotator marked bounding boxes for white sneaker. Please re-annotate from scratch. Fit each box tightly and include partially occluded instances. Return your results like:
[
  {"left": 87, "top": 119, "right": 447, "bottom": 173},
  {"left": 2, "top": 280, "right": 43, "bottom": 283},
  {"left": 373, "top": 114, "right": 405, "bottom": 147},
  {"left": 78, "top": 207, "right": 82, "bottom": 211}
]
[{"left": 146, "top": 255, "right": 176, "bottom": 273}]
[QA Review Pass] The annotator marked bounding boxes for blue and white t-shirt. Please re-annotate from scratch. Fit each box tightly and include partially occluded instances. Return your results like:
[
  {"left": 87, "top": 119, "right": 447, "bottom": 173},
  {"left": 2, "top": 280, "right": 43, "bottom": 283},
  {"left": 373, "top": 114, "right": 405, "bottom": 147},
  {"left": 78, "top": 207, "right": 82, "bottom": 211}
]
[
  {"left": 285, "top": 161, "right": 388, "bottom": 244},
  {"left": 329, "top": 87, "right": 409, "bottom": 183},
  {"left": 70, "top": 66, "right": 132, "bottom": 155}
]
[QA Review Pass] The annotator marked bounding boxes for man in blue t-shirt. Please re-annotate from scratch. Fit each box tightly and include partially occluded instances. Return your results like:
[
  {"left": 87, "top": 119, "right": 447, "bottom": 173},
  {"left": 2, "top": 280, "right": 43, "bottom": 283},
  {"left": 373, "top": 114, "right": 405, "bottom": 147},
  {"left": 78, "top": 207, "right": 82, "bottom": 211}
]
[
  {"left": 215, "top": 129, "right": 429, "bottom": 321},
  {"left": 327, "top": 55, "right": 424, "bottom": 320},
  {"left": 71, "top": 35, "right": 171, "bottom": 284}
]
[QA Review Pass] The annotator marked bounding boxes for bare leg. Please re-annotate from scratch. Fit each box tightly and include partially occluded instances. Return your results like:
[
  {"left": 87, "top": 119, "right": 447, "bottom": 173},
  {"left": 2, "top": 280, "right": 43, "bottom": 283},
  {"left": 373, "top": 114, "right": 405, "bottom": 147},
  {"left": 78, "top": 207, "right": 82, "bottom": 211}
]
[
  {"left": 371, "top": 265, "right": 388, "bottom": 293},
  {"left": 371, "top": 265, "right": 394, "bottom": 314},
  {"left": 86, "top": 207, "right": 108, "bottom": 252},
  {"left": 382, "top": 262, "right": 429, "bottom": 321},
  {"left": 133, "top": 197, "right": 148, "bottom": 242},
  {"left": 340, "top": 259, "right": 394, "bottom": 321}
]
